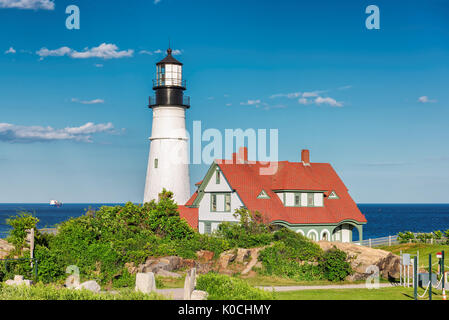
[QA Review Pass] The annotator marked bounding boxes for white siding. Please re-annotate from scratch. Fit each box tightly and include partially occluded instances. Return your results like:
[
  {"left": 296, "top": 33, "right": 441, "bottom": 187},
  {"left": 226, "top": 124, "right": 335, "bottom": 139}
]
[
  {"left": 301, "top": 193, "right": 308, "bottom": 207},
  {"left": 285, "top": 193, "right": 294, "bottom": 206},
  {"left": 198, "top": 222, "right": 205, "bottom": 234},
  {"left": 276, "top": 192, "right": 284, "bottom": 204},
  {"left": 204, "top": 169, "right": 232, "bottom": 192},
  {"left": 314, "top": 193, "right": 323, "bottom": 207}
]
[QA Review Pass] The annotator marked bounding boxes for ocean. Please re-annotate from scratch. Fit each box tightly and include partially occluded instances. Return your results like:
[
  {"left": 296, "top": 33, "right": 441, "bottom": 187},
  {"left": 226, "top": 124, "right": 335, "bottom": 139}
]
[{"left": 1, "top": 203, "right": 449, "bottom": 240}]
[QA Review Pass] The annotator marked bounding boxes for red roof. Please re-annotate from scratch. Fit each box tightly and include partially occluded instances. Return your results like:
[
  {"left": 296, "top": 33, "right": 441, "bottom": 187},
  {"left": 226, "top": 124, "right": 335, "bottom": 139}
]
[
  {"left": 178, "top": 205, "right": 198, "bottom": 230},
  {"left": 212, "top": 159, "right": 367, "bottom": 225}
]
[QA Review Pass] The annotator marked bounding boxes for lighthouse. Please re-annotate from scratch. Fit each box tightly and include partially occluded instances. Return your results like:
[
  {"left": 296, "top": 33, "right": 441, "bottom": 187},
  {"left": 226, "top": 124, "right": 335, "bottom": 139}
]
[{"left": 143, "top": 48, "right": 191, "bottom": 204}]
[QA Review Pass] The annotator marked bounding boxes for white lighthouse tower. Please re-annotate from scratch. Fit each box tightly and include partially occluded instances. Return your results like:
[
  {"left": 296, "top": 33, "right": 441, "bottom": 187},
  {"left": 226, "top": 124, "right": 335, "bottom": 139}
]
[{"left": 143, "top": 48, "right": 191, "bottom": 204}]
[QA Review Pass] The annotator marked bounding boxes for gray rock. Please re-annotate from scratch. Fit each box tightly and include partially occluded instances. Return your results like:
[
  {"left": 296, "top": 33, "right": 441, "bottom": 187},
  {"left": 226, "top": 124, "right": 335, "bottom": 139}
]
[
  {"left": 77, "top": 280, "right": 101, "bottom": 293},
  {"left": 191, "top": 290, "right": 208, "bottom": 300},
  {"left": 14, "top": 275, "right": 24, "bottom": 282},
  {"left": 135, "top": 272, "right": 156, "bottom": 294}
]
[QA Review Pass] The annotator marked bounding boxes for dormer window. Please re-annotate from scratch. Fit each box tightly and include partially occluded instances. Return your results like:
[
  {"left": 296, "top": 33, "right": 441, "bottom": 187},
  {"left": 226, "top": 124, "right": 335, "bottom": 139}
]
[
  {"left": 307, "top": 193, "right": 314, "bottom": 207},
  {"left": 257, "top": 190, "right": 270, "bottom": 199},
  {"left": 328, "top": 191, "right": 339, "bottom": 199}
]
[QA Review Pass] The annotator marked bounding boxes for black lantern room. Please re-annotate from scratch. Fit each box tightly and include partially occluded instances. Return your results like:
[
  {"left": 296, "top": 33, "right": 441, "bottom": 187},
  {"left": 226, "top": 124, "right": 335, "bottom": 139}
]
[{"left": 149, "top": 48, "right": 190, "bottom": 108}]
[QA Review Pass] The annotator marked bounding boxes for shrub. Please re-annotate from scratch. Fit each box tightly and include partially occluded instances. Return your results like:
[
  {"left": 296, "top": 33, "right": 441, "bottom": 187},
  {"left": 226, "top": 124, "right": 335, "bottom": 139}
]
[
  {"left": 196, "top": 273, "right": 275, "bottom": 300},
  {"left": 398, "top": 231, "right": 415, "bottom": 244},
  {"left": 0, "top": 283, "right": 165, "bottom": 300},
  {"left": 216, "top": 208, "right": 274, "bottom": 248},
  {"left": 6, "top": 213, "right": 39, "bottom": 251},
  {"left": 258, "top": 229, "right": 324, "bottom": 281},
  {"left": 319, "top": 247, "right": 353, "bottom": 281}
]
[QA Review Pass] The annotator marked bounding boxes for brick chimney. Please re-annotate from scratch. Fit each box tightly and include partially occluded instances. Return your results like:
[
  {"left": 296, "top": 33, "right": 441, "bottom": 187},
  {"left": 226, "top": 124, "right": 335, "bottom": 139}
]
[
  {"left": 301, "top": 149, "right": 310, "bottom": 166},
  {"left": 238, "top": 147, "right": 248, "bottom": 163}
]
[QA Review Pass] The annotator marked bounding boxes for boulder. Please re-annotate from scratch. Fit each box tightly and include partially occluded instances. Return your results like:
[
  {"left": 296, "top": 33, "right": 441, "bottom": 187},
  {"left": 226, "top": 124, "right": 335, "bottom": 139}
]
[
  {"left": 159, "top": 256, "right": 182, "bottom": 270},
  {"left": 135, "top": 272, "right": 156, "bottom": 294},
  {"left": 0, "top": 239, "right": 14, "bottom": 259},
  {"left": 236, "top": 249, "right": 251, "bottom": 263},
  {"left": 4, "top": 275, "right": 32, "bottom": 287},
  {"left": 218, "top": 251, "right": 237, "bottom": 270},
  {"left": 318, "top": 241, "right": 401, "bottom": 280},
  {"left": 181, "top": 259, "right": 197, "bottom": 269},
  {"left": 190, "top": 290, "right": 208, "bottom": 300},
  {"left": 125, "top": 262, "right": 137, "bottom": 275},
  {"left": 77, "top": 280, "right": 101, "bottom": 293},
  {"left": 196, "top": 250, "right": 214, "bottom": 262}
]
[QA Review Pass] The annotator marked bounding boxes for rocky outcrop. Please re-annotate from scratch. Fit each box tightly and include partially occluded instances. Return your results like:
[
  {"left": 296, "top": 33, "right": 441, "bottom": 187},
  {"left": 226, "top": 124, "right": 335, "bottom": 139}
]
[
  {"left": 318, "top": 241, "right": 401, "bottom": 280},
  {"left": 0, "top": 239, "right": 14, "bottom": 259},
  {"left": 196, "top": 250, "right": 214, "bottom": 262}
]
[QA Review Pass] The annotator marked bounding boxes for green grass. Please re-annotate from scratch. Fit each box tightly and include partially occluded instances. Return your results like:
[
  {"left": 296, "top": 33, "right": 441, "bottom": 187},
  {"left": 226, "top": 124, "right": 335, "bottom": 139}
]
[
  {"left": 276, "top": 286, "right": 446, "bottom": 300},
  {"left": 156, "top": 275, "right": 185, "bottom": 288},
  {"left": 380, "top": 243, "right": 449, "bottom": 271},
  {"left": 240, "top": 274, "right": 390, "bottom": 287},
  {"left": 0, "top": 283, "right": 167, "bottom": 300}
]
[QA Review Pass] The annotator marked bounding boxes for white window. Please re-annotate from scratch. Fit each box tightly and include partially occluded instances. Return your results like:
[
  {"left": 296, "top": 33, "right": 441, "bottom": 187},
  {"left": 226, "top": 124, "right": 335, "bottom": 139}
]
[
  {"left": 211, "top": 193, "right": 231, "bottom": 212},
  {"left": 307, "top": 193, "right": 314, "bottom": 207}
]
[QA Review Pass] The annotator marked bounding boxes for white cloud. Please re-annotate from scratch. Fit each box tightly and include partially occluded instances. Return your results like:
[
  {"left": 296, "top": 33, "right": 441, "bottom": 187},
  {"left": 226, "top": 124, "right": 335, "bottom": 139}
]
[
  {"left": 314, "top": 96, "right": 343, "bottom": 107},
  {"left": 37, "top": 43, "right": 134, "bottom": 60},
  {"left": 94, "top": 63, "right": 103, "bottom": 68},
  {"left": 298, "top": 98, "right": 308, "bottom": 105},
  {"left": 139, "top": 48, "right": 182, "bottom": 56},
  {"left": 240, "top": 99, "right": 261, "bottom": 106},
  {"left": 338, "top": 85, "right": 352, "bottom": 90},
  {"left": 270, "top": 90, "right": 324, "bottom": 99},
  {"left": 139, "top": 50, "right": 154, "bottom": 55},
  {"left": 418, "top": 96, "right": 437, "bottom": 103},
  {"left": 71, "top": 98, "right": 105, "bottom": 105},
  {"left": 0, "top": 0, "right": 54, "bottom": 10},
  {"left": 4, "top": 47, "right": 16, "bottom": 54},
  {"left": 154, "top": 0, "right": 161, "bottom": 4},
  {"left": 0, "top": 122, "right": 115, "bottom": 143}
]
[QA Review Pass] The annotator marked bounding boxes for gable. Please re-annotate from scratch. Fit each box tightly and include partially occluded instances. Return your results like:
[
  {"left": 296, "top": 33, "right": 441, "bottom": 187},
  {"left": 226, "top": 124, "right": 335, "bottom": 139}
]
[
  {"left": 257, "top": 190, "right": 270, "bottom": 199},
  {"left": 328, "top": 191, "right": 339, "bottom": 199}
]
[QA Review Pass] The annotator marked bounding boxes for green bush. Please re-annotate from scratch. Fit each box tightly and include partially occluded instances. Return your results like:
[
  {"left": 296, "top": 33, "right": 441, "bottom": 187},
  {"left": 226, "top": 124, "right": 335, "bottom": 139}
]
[
  {"left": 319, "top": 247, "right": 353, "bottom": 281},
  {"left": 6, "top": 213, "right": 39, "bottom": 250},
  {"left": 258, "top": 229, "right": 324, "bottom": 281},
  {"left": 398, "top": 231, "right": 415, "bottom": 244},
  {"left": 196, "top": 273, "right": 275, "bottom": 300},
  {"left": 216, "top": 208, "right": 274, "bottom": 248}
]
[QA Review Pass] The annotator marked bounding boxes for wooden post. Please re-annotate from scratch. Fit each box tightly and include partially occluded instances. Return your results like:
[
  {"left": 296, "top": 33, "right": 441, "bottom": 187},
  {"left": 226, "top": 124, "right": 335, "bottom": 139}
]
[
  {"left": 389, "top": 235, "right": 391, "bottom": 246},
  {"left": 414, "top": 256, "right": 418, "bottom": 300},
  {"left": 369, "top": 238, "right": 371, "bottom": 248}
]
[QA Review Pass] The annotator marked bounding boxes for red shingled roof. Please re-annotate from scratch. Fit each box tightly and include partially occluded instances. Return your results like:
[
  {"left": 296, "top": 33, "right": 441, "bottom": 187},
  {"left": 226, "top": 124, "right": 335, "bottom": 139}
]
[
  {"left": 178, "top": 205, "right": 198, "bottom": 230},
  {"left": 213, "top": 159, "right": 366, "bottom": 225},
  {"left": 179, "top": 148, "right": 366, "bottom": 228}
]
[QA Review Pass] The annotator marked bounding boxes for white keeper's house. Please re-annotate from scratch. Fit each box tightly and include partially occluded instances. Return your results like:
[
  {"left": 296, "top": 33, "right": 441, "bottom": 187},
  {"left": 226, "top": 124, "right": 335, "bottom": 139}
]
[{"left": 178, "top": 147, "right": 367, "bottom": 243}]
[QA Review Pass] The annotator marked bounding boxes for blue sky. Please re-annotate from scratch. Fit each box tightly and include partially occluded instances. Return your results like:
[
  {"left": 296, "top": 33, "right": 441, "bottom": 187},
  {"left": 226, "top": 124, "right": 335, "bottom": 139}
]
[{"left": 0, "top": 0, "right": 448, "bottom": 203}]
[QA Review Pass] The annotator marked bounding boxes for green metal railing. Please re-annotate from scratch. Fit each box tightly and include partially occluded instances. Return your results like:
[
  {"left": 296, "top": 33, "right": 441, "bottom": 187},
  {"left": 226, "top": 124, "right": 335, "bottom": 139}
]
[{"left": 1, "top": 258, "right": 39, "bottom": 281}]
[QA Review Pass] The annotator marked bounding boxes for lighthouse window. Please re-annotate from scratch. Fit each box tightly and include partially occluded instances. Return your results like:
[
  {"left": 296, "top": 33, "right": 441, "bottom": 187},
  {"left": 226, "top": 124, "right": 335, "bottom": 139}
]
[{"left": 154, "top": 158, "right": 158, "bottom": 169}]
